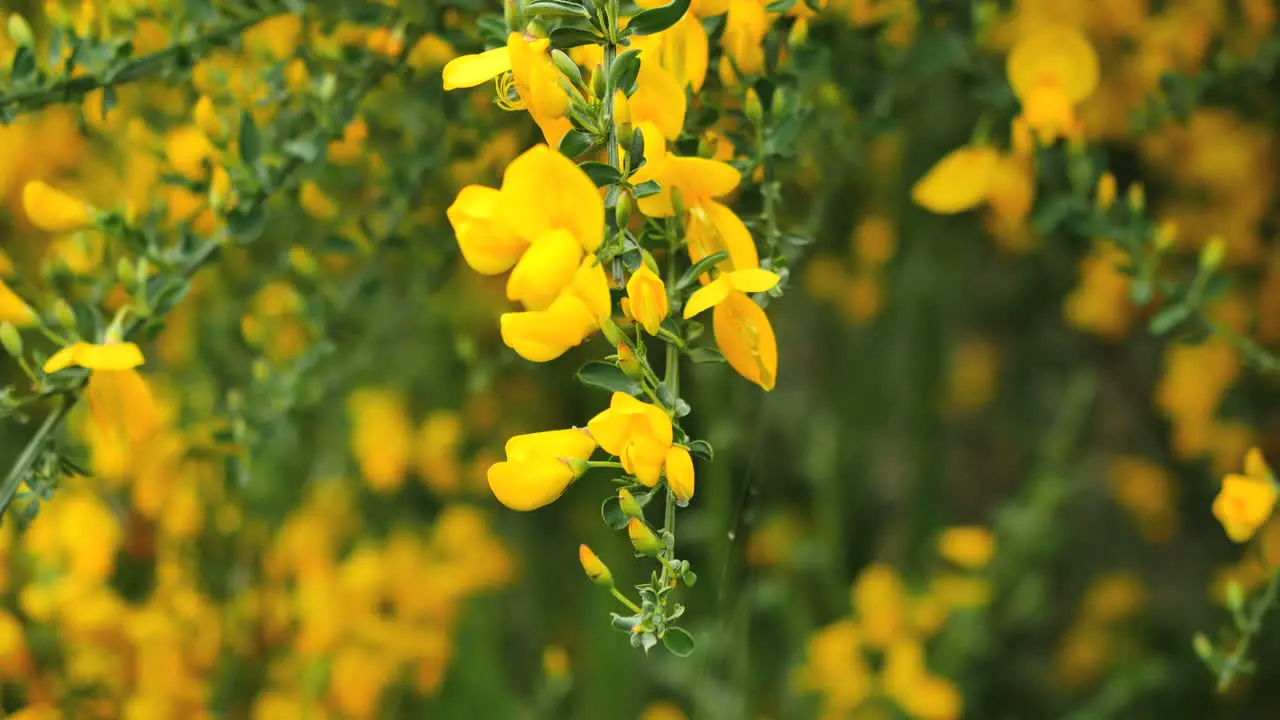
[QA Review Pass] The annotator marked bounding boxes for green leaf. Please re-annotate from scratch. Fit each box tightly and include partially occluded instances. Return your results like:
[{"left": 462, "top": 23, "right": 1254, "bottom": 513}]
[
  {"left": 559, "top": 129, "right": 599, "bottom": 158},
  {"left": 550, "top": 26, "right": 603, "bottom": 49},
  {"left": 1148, "top": 303, "right": 1191, "bottom": 336},
  {"left": 579, "top": 161, "right": 623, "bottom": 187},
  {"left": 601, "top": 497, "right": 629, "bottom": 530},
  {"left": 687, "top": 439, "right": 713, "bottom": 462},
  {"left": 608, "top": 49, "right": 642, "bottom": 97},
  {"left": 238, "top": 111, "right": 261, "bottom": 170},
  {"left": 282, "top": 138, "right": 319, "bottom": 162},
  {"left": 576, "top": 361, "right": 641, "bottom": 394},
  {"left": 676, "top": 250, "right": 728, "bottom": 290},
  {"left": 524, "top": 0, "right": 591, "bottom": 18},
  {"left": 633, "top": 179, "right": 661, "bottom": 198},
  {"left": 765, "top": 0, "right": 796, "bottom": 10},
  {"left": 627, "top": 131, "right": 646, "bottom": 176},
  {"left": 686, "top": 346, "right": 725, "bottom": 364},
  {"left": 226, "top": 204, "right": 266, "bottom": 244},
  {"left": 662, "top": 627, "right": 695, "bottom": 657},
  {"left": 626, "top": 0, "right": 691, "bottom": 36}
]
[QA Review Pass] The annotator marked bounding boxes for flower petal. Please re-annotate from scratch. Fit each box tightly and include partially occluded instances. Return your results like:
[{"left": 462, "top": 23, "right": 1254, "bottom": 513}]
[
  {"left": 728, "top": 268, "right": 780, "bottom": 294},
  {"left": 683, "top": 277, "right": 731, "bottom": 318},
  {"left": 442, "top": 46, "right": 511, "bottom": 90}
]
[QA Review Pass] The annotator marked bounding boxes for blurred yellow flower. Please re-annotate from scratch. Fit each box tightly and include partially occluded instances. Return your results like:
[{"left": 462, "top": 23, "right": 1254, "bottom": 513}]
[
  {"left": 487, "top": 429, "right": 595, "bottom": 510},
  {"left": 1214, "top": 447, "right": 1278, "bottom": 543}
]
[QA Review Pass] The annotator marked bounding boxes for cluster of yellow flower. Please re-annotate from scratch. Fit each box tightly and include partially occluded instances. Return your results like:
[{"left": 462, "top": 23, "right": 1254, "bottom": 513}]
[{"left": 797, "top": 527, "right": 995, "bottom": 719}]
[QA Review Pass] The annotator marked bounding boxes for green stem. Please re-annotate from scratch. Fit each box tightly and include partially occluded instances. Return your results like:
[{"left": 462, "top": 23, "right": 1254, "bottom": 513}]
[
  {"left": 0, "top": 13, "right": 276, "bottom": 122},
  {"left": 0, "top": 395, "right": 73, "bottom": 517},
  {"left": 1202, "top": 315, "right": 1280, "bottom": 375},
  {"left": 611, "top": 588, "right": 643, "bottom": 614},
  {"left": 1217, "top": 569, "right": 1280, "bottom": 691},
  {"left": 587, "top": 460, "right": 624, "bottom": 470}
]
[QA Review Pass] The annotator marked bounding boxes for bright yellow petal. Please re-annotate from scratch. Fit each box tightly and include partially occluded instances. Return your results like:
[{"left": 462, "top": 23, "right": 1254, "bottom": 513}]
[
  {"left": 1007, "top": 25, "right": 1099, "bottom": 104},
  {"left": 664, "top": 444, "right": 695, "bottom": 501},
  {"left": 630, "top": 57, "right": 687, "bottom": 141},
  {"left": 728, "top": 268, "right": 780, "bottom": 293},
  {"left": 447, "top": 185, "right": 528, "bottom": 275},
  {"left": 43, "top": 343, "right": 85, "bottom": 374},
  {"left": 499, "top": 294, "right": 596, "bottom": 362},
  {"left": 568, "top": 256, "right": 611, "bottom": 322},
  {"left": 442, "top": 46, "right": 511, "bottom": 90},
  {"left": 0, "top": 278, "right": 36, "bottom": 327},
  {"left": 23, "top": 181, "right": 94, "bottom": 233},
  {"left": 713, "top": 291, "right": 777, "bottom": 391},
  {"left": 72, "top": 342, "right": 145, "bottom": 371},
  {"left": 499, "top": 145, "right": 604, "bottom": 252},
  {"left": 507, "top": 229, "right": 583, "bottom": 310},
  {"left": 1246, "top": 447, "right": 1272, "bottom": 482},
  {"left": 87, "top": 368, "right": 159, "bottom": 447},
  {"left": 911, "top": 146, "right": 999, "bottom": 214},
  {"left": 505, "top": 428, "right": 597, "bottom": 463},
  {"left": 487, "top": 458, "right": 575, "bottom": 511},
  {"left": 683, "top": 277, "right": 731, "bottom": 318}
]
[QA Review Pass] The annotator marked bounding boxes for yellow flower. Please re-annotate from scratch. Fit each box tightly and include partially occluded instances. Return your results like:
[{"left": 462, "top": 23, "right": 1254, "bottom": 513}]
[
  {"left": 446, "top": 185, "right": 529, "bottom": 275},
  {"left": 626, "top": 265, "right": 668, "bottom": 335},
  {"left": 713, "top": 290, "right": 779, "bottom": 391},
  {"left": 1214, "top": 447, "right": 1278, "bottom": 543},
  {"left": 299, "top": 180, "right": 339, "bottom": 221},
  {"left": 578, "top": 544, "right": 613, "bottom": 587},
  {"left": 415, "top": 411, "right": 463, "bottom": 493},
  {"left": 164, "top": 125, "right": 216, "bottom": 182},
  {"left": 499, "top": 256, "right": 610, "bottom": 362},
  {"left": 911, "top": 145, "right": 999, "bottom": 214},
  {"left": 487, "top": 429, "right": 596, "bottom": 510},
  {"left": 632, "top": 12, "right": 709, "bottom": 92},
  {"left": 637, "top": 155, "right": 741, "bottom": 218},
  {"left": 0, "top": 278, "right": 35, "bottom": 327},
  {"left": 936, "top": 526, "right": 995, "bottom": 570},
  {"left": 442, "top": 33, "right": 572, "bottom": 146},
  {"left": 852, "top": 564, "right": 906, "bottom": 647},
  {"left": 683, "top": 268, "right": 780, "bottom": 318},
  {"left": 665, "top": 445, "right": 695, "bottom": 502},
  {"left": 44, "top": 341, "right": 160, "bottom": 467},
  {"left": 22, "top": 180, "right": 96, "bottom": 233},
  {"left": 587, "top": 392, "right": 673, "bottom": 487},
  {"left": 1006, "top": 25, "right": 1098, "bottom": 143},
  {"left": 347, "top": 388, "right": 412, "bottom": 493}
]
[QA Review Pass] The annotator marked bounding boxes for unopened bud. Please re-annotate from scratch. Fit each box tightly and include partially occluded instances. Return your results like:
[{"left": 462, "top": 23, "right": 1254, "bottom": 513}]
[
  {"left": 590, "top": 65, "right": 606, "bottom": 103},
  {"left": 1200, "top": 236, "right": 1226, "bottom": 272},
  {"left": 618, "top": 487, "right": 644, "bottom": 518},
  {"left": 1095, "top": 172, "right": 1117, "bottom": 210},
  {"left": 1126, "top": 182, "right": 1145, "bottom": 214},
  {"left": 627, "top": 518, "right": 663, "bottom": 556},
  {"left": 1154, "top": 220, "right": 1178, "bottom": 252},
  {"left": 551, "top": 50, "right": 585, "bottom": 91},
  {"left": 53, "top": 300, "right": 75, "bottom": 330},
  {"left": 0, "top": 322, "right": 22, "bottom": 358},
  {"left": 194, "top": 95, "right": 224, "bottom": 140},
  {"left": 744, "top": 88, "right": 763, "bottom": 126},
  {"left": 7, "top": 14, "right": 33, "bottom": 48},
  {"left": 614, "top": 192, "right": 631, "bottom": 230},
  {"left": 1226, "top": 580, "right": 1245, "bottom": 614},
  {"left": 210, "top": 165, "right": 233, "bottom": 212},
  {"left": 618, "top": 344, "right": 642, "bottom": 380},
  {"left": 639, "top": 249, "right": 659, "bottom": 275},
  {"left": 579, "top": 544, "right": 614, "bottom": 587},
  {"left": 1192, "top": 633, "right": 1214, "bottom": 663},
  {"left": 116, "top": 257, "right": 136, "bottom": 290},
  {"left": 504, "top": 0, "right": 521, "bottom": 32}
]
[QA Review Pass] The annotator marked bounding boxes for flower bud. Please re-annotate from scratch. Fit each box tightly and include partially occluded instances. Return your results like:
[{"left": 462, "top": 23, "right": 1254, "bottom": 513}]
[
  {"left": 0, "top": 322, "right": 22, "bottom": 358},
  {"left": 591, "top": 64, "right": 606, "bottom": 102},
  {"left": 1126, "top": 182, "right": 1145, "bottom": 214},
  {"left": 7, "top": 14, "right": 33, "bottom": 48},
  {"left": 1095, "top": 171, "right": 1116, "bottom": 210},
  {"left": 210, "top": 166, "right": 234, "bottom": 212},
  {"left": 618, "top": 344, "right": 642, "bottom": 380},
  {"left": 627, "top": 518, "right": 663, "bottom": 556},
  {"left": 744, "top": 88, "right": 764, "bottom": 127},
  {"left": 1226, "top": 580, "right": 1245, "bottom": 614},
  {"left": 116, "top": 257, "right": 136, "bottom": 290},
  {"left": 53, "top": 300, "right": 76, "bottom": 330},
  {"left": 579, "top": 544, "right": 614, "bottom": 587},
  {"left": 1192, "top": 633, "right": 1215, "bottom": 663},
  {"left": 1200, "top": 236, "right": 1226, "bottom": 272},
  {"left": 551, "top": 50, "right": 586, "bottom": 92},
  {"left": 194, "top": 95, "right": 224, "bottom": 140},
  {"left": 614, "top": 192, "right": 631, "bottom": 230},
  {"left": 618, "top": 487, "right": 644, "bottom": 518},
  {"left": 1154, "top": 220, "right": 1177, "bottom": 252},
  {"left": 789, "top": 18, "right": 809, "bottom": 47},
  {"left": 664, "top": 445, "right": 695, "bottom": 502}
]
